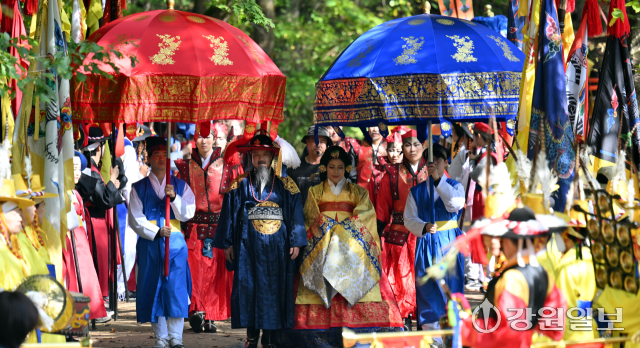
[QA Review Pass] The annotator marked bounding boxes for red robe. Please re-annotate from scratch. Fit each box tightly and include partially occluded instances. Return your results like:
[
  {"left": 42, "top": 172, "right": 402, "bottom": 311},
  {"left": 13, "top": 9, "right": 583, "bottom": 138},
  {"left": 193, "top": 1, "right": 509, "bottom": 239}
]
[
  {"left": 62, "top": 190, "right": 107, "bottom": 319},
  {"left": 175, "top": 150, "right": 242, "bottom": 321},
  {"left": 76, "top": 163, "right": 122, "bottom": 297},
  {"left": 375, "top": 158, "right": 428, "bottom": 318}
]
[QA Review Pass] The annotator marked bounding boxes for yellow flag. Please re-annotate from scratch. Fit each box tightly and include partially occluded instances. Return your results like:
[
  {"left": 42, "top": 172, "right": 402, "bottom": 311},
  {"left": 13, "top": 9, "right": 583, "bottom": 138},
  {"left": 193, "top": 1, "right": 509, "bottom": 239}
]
[{"left": 86, "top": 0, "right": 103, "bottom": 33}]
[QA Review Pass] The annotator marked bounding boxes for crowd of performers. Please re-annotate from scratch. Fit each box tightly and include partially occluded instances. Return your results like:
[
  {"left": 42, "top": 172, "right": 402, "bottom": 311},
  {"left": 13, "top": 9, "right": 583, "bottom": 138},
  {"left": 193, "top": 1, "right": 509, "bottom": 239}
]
[{"left": 1, "top": 120, "right": 640, "bottom": 348}]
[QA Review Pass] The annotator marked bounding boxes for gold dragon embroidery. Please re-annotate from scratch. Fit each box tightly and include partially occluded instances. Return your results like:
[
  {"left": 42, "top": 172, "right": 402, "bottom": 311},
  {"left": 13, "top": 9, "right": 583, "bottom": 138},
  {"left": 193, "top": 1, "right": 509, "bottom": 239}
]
[
  {"left": 446, "top": 35, "right": 477, "bottom": 63},
  {"left": 489, "top": 35, "right": 520, "bottom": 62},
  {"left": 203, "top": 35, "right": 233, "bottom": 66},
  {"left": 150, "top": 34, "right": 181, "bottom": 65},
  {"left": 278, "top": 176, "right": 300, "bottom": 194},
  {"left": 393, "top": 36, "right": 424, "bottom": 65}
]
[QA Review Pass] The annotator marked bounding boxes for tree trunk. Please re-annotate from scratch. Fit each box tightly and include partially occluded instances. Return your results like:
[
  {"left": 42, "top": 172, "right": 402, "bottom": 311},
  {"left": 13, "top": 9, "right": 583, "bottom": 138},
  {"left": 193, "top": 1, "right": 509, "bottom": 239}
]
[
  {"left": 251, "top": 0, "right": 276, "bottom": 56},
  {"left": 193, "top": 0, "right": 205, "bottom": 14}
]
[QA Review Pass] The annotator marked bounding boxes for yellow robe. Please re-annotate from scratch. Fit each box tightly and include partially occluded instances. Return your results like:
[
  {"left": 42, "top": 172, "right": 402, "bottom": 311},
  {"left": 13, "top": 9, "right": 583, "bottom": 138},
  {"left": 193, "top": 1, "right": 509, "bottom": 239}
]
[
  {"left": 24, "top": 224, "right": 51, "bottom": 264},
  {"left": 18, "top": 231, "right": 50, "bottom": 276},
  {"left": 298, "top": 181, "right": 381, "bottom": 306},
  {"left": 554, "top": 247, "right": 597, "bottom": 341},
  {"left": 0, "top": 238, "right": 26, "bottom": 290},
  {"left": 594, "top": 286, "right": 640, "bottom": 348}
]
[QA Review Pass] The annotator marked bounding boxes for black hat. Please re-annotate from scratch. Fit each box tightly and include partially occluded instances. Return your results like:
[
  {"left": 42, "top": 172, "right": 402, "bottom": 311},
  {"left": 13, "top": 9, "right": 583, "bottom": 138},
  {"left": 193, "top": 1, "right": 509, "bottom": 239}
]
[
  {"left": 133, "top": 125, "right": 152, "bottom": 142},
  {"left": 453, "top": 122, "right": 473, "bottom": 139},
  {"left": 427, "top": 143, "right": 450, "bottom": 161},
  {"left": 237, "top": 134, "right": 280, "bottom": 154},
  {"left": 145, "top": 136, "right": 167, "bottom": 157},
  {"left": 82, "top": 126, "right": 108, "bottom": 151},
  {"left": 301, "top": 126, "right": 333, "bottom": 145}
]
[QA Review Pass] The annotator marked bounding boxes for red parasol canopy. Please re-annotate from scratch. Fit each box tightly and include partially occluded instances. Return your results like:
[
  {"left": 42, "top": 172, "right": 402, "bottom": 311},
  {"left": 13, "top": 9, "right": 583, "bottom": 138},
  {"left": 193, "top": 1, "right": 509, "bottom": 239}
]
[{"left": 70, "top": 9, "right": 286, "bottom": 126}]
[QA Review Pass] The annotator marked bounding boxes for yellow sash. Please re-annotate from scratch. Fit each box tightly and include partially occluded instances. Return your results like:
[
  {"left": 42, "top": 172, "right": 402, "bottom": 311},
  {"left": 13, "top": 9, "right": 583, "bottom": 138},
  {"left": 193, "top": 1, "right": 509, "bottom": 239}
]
[
  {"left": 150, "top": 219, "right": 182, "bottom": 233},
  {"left": 436, "top": 220, "right": 458, "bottom": 231}
]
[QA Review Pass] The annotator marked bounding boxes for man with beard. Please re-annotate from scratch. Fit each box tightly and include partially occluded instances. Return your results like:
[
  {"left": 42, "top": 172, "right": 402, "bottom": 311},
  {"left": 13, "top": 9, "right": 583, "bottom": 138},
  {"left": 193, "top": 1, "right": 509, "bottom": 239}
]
[
  {"left": 175, "top": 122, "right": 242, "bottom": 333},
  {"left": 76, "top": 126, "right": 124, "bottom": 305},
  {"left": 288, "top": 125, "right": 332, "bottom": 205},
  {"left": 375, "top": 129, "right": 428, "bottom": 331},
  {"left": 213, "top": 134, "right": 307, "bottom": 348}
]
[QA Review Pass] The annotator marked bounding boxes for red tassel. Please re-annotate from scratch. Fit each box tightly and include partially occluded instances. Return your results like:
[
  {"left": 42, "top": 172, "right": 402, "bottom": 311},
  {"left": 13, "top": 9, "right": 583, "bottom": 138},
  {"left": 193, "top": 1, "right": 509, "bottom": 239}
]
[
  {"left": 607, "top": 0, "right": 630, "bottom": 38},
  {"left": 24, "top": 0, "right": 37, "bottom": 16},
  {"left": 582, "top": 0, "right": 603, "bottom": 37},
  {"left": 223, "top": 137, "right": 249, "bottom": 167},
  {"left": 566, "top": 0, "right": 575, "bottom": 12},
  {"left": 200, "top": 121, "right": 211, "bottom": 139}
]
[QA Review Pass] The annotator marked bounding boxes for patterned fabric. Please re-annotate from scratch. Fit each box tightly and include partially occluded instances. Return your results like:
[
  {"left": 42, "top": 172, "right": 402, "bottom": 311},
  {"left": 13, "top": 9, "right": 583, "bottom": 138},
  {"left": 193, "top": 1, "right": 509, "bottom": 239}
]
[
  {"left": 315, "top": 14, "right": 524, "bottom": 128},
  {"left": 300, "top": 181, "right": 381, "bottom": 307}
]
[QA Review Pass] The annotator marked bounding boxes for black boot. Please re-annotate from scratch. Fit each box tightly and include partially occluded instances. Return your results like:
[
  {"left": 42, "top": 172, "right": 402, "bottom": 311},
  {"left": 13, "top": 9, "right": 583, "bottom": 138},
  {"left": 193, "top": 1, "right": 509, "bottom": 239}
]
[
  {"left": 204, "top": 320, "right": 217, "bottom": 333},
  {"left": 188, "top": 312, "right": 205, "bottom": 333},
  {"left": 245, "top": 328, "right": 260, "bottom": 348},
  {"left": 261, "top": 330, "right": 278, "bottom": 348}
]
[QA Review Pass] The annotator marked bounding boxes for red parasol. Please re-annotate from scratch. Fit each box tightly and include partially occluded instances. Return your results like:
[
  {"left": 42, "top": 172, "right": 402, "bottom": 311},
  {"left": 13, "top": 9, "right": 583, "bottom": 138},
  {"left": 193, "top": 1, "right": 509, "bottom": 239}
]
[{"left": 71, "top": 1, "right": 286, "bottom": 276}]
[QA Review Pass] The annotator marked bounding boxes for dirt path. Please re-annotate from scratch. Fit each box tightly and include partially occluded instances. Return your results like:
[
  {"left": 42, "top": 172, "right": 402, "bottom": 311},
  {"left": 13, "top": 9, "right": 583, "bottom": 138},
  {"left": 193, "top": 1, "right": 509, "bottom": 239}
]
[{"left": 91, "top": 291, "right": 484, "bottom": 348}]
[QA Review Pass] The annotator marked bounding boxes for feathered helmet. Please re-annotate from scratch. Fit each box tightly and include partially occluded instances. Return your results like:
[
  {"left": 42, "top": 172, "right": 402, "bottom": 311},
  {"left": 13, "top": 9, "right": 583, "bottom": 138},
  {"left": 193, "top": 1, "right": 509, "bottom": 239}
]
[{"left": 318, "top": 146, "right": 353, "bottom": 179}]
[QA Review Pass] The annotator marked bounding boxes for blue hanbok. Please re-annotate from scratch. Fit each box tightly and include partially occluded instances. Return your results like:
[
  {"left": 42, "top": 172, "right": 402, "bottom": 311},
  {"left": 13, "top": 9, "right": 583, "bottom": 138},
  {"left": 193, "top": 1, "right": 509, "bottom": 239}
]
[{"left": 129, "top": 174, "right": 194, "bottom": 323}]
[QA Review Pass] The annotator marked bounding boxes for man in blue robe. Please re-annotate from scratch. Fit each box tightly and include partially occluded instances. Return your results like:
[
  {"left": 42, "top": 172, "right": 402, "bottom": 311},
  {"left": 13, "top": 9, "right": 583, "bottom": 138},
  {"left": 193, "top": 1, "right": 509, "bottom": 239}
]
[
  {"left": 213, "top": 134, "right": 307, "bottom": 348},
  {"left": 128, "top": 137, "right": 196, "bottom": 348},
  {"left": 404, "top": 143, "right": 466, "bottom": 347}
]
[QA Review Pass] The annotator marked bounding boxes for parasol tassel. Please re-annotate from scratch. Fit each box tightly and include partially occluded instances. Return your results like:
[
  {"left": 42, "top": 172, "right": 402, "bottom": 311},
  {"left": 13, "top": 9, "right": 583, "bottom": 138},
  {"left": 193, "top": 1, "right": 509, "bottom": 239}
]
[
  {"left": 24, "top": 0, "right": 38, "bottom": 15},
  {"left": 199, "top": 121, "right": 211, "bottom": 139},
  {"left": 223, "top": 136, "right": 249, "bottom": 167},
  {"left": 517, "top": 239, "right": 525, "bottom": 267},
  {"left": 607, "top": 0, "right": 630, "bottom": 39},
  {"left": 582, "top": 0, "right": 603, "bottom": 37},
  {"left": 526, "top": 238, "right": 539, "bottom": 267}
]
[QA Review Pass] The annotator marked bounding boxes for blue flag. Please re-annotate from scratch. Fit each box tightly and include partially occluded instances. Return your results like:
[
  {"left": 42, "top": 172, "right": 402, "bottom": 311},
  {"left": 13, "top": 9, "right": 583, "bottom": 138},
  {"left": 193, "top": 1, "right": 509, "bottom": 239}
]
[
  {"left": 507, "top": 0, "right": 525, "bottom": 50},
  {"left": 526, "top": 0, "right": 575, "bottom": 212}
]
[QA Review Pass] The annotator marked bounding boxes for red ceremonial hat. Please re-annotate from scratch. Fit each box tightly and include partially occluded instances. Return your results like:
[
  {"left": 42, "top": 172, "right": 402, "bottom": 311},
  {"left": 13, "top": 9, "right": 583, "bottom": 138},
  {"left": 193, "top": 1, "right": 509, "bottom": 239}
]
[
  {"left": 386, "top": 131, "right": 402, "bottom": 144},
  {"left": 473, "top": 122, "right": 493, "bottom": 134},
  {"left": 401, "top": 129, "right": 418, "bottom": 141},
  {"left": 392, "top": 126, "right": 412, "bottom": 135}
]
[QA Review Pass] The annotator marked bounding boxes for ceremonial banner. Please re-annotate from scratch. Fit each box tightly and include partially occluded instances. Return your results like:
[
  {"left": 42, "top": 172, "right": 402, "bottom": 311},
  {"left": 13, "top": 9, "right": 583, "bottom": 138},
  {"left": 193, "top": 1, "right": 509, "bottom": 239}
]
[
  {"left": 507, "top": 0, "right": 525, "bottom": 49},
  {"left": 526, "top": 0, "right": 575, "bottom": 211},
  {"left": 565, "top": 18, "right": 589, "bottom": 143},
  {"left": 28, "top": 0, "right": 75, "bottom": 279}
]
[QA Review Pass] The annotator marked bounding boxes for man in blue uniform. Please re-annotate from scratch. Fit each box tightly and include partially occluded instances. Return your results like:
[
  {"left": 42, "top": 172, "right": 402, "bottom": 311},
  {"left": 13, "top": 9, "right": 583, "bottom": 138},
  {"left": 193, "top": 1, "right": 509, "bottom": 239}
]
[
  {"left": 128, "top": 137, "right": 196, "bottom": 348},
  {"left": 404, "top": 143, "right": 466, "bottom": 347},
  {"left": 213, "top": 134, "right": 307, "bottom": 348}
]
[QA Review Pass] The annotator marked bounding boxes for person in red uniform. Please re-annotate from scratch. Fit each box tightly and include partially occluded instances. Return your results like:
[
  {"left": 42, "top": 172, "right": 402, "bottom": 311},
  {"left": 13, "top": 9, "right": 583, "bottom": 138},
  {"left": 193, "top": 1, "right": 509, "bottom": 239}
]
[
  {"left": 174, "top": 122, "right": 242, "bottom": 333},
  {"left": 375, "top": 129, "right": 428, "bottom": 331},
  {"left": 461, "top": 207, "right": 566, "bottom": 348},
  {"left": 469, "top": 122, "right": 495, "bottom": 222},
  {"left": 76, "top": 126, "right": 124, "bottom": 302}
]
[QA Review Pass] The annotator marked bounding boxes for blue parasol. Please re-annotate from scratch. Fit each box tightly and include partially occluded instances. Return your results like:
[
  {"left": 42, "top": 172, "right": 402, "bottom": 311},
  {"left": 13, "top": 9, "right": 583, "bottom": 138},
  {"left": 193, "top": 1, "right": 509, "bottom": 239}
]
[
  {"left": 314, "top": 13, "right": 524, "bottom": 137},
  {"left": 314, "top": 13, "right": 524, "bottom": 235}
]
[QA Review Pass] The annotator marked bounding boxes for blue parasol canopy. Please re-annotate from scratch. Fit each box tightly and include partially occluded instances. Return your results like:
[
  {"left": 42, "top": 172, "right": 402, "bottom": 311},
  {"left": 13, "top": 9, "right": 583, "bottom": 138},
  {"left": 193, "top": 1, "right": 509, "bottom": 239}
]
[{"left": 314, "top": 13, "right": 525, "bottom": 136}]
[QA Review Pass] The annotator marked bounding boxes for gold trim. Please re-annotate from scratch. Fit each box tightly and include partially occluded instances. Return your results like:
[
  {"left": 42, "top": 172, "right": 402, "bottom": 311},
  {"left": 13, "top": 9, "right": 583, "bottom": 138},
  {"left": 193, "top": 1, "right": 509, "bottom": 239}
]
[
  {"left": 278, "top": 176, "right": 300, "bottom": 194},
  {"left": 226, "top": 172, "right": 249, "bottom": 193}
]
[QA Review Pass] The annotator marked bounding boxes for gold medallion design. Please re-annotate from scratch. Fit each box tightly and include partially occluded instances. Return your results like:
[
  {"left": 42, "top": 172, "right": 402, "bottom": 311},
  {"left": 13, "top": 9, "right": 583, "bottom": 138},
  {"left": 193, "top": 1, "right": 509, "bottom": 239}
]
[
  {"left": 150, "top": 34, "right": 181, "bottom": 65},
  {"left": 348, "top": 39, "right": 377, "bottom": 68},
  {"left": 236, "top": 35, "right": 264, "bottom": 64},
  {"left": 251, "top": 201, "right": 282, "bottom": 235},
  {"left": 408, "top": 19, "right": 425, "bottom": 25},
  {"left": 446, "top": 35, "right": 477, "bottom": 62},
  {"left": 203, "top": 35, "right": 233, "bottom": 66},
  {"left": 159, "top": 15, "right": 176, "bottom": 22},
  {"left": 187, "top": 15, "right": 205, "bottom": 23},
  {"left": 436, "top": 19, "right": 454, "bottom": 25},
  {"left": 441, "top": 122, "right": 451, "bottom": 131},
  {"left": 134, "top": 15, "right": 150, "bottom": 21},
  {"left": 393, "top": 36, "right": 424, "bottom": 65}
]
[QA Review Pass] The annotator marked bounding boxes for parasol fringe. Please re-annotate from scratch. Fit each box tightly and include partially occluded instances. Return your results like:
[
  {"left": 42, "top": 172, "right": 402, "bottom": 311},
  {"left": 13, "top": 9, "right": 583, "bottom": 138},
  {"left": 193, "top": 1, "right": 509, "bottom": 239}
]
[
  {"left": 582, "top": 0, "right": 603, "bottom": 37},
  {"left": 607, "top": 0, "right": 630, "bottom": 39}
]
